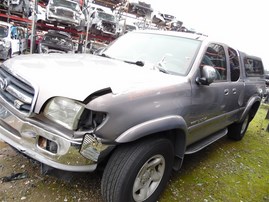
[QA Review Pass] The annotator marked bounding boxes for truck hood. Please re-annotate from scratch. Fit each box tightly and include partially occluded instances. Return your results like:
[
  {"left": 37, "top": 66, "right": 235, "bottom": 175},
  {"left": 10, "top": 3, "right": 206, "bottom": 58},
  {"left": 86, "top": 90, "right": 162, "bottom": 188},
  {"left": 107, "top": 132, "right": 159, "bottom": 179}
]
[{"left": 3, "top": 54, "right": 186, "bottom": 112}]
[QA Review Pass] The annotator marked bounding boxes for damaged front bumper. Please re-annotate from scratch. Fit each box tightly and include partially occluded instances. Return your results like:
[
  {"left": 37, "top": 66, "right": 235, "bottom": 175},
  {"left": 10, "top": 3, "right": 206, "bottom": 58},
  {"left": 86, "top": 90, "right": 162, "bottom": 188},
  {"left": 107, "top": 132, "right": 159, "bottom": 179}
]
[
  {"left": 96, "top": 21, "right": 117, "bottom": 36},
  {"left": 47, "top": 10, "right": 80, "bottom": 26},
  {"left": 0, "top": 103, "right": 97, "bottom": 172}
]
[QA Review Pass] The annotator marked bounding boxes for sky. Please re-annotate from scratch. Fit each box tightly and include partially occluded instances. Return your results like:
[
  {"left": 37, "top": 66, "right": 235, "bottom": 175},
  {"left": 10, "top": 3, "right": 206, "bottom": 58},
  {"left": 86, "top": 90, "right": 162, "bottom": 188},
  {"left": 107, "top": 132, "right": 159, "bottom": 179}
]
[{"left": 148, "top": 0, "right": 269, "bottom": 70}]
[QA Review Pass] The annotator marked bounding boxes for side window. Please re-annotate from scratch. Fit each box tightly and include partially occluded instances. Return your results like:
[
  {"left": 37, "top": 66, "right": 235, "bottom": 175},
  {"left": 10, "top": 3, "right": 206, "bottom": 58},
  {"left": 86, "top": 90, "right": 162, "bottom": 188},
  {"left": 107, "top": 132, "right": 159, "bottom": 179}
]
[
  {"left": 10, "top": 26, "right": 18, "bottom": 39},
  {"left": 18, "top": 28, "right": 25, "bottom": 39},
  {"left": 228, "top": 47, "right": 240, "bottom": 81},
  {"left": 244, "top": 57, "right": 264, "bottom": 77},
  {"left": 200, "top": 43, "right": 227, "bottom": 81}
]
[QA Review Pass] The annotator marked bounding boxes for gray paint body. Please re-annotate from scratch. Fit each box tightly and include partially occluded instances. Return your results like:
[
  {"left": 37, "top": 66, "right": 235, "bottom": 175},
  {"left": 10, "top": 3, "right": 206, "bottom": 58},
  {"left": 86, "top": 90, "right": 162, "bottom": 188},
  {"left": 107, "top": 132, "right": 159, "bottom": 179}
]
[{"left": 0, "top": 30, "right": 265, "bottom": 172}]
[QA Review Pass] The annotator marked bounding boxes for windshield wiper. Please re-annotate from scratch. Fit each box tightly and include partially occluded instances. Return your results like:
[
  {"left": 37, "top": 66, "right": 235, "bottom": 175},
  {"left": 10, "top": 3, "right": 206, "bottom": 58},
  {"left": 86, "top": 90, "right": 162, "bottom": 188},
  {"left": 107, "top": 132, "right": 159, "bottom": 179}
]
[
  {"left": 153, "top": 62, "right": 169, "bottom": 74},
  {"left": 154, "top": 66, "right": 169, "bottom": 74},
  {"left": 100, "top": 53, "right": 144, "bottom": 67},
  {"left": 123, "top": 60, "right": 145, "bottom": 67},
  {"left": 153, "top": 56, "right": 169, "bottom": 74},
  {"left": 100, "top": 53, "right": 111, "bottom": 58}
]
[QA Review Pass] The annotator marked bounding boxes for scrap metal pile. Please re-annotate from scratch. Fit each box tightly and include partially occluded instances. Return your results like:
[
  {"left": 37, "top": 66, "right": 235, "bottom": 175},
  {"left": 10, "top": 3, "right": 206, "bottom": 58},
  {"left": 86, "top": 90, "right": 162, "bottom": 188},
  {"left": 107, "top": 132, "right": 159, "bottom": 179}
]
[{"left": 0, "top": 0, "right": 193, "bottom": 57}]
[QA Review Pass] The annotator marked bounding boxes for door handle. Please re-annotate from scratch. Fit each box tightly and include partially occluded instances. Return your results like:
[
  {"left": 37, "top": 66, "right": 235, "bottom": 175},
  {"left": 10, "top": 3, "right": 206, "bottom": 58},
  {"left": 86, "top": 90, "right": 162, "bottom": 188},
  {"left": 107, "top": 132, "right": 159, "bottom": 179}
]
[
  {"left": 224, "top": 89, "right": 229, "bottom": 95},
  {"left": 232, "top": 88, "right": 237, "bottom": 95}
]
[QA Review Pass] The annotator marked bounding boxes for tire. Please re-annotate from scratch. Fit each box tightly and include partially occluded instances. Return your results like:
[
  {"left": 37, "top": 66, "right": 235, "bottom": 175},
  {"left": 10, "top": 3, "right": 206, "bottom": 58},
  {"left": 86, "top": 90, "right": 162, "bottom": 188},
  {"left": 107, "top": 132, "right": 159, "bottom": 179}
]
[
  {"left": 6, "top": 49, "right": 12, "bottom": 60},
  {"left": 101, "top": 138, "right": 174, "bottom": 202},
  {"left": 227, "top": 114, "right": 250, "bottom": 141}
]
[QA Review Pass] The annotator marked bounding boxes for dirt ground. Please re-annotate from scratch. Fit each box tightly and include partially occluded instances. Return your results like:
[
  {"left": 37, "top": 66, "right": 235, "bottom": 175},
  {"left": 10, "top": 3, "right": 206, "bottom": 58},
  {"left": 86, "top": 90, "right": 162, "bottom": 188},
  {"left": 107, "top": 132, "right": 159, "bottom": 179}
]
[{"left": 0, "top": 140, "right": 103, "bottom": 202}]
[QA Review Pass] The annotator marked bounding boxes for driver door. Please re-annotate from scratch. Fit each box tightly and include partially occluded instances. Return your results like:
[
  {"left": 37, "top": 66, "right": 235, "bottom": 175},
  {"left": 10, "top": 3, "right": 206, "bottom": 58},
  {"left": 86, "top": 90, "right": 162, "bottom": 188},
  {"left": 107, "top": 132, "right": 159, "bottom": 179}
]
[{"left": 187, "top": 43, "right": 230, "bottom": 145}]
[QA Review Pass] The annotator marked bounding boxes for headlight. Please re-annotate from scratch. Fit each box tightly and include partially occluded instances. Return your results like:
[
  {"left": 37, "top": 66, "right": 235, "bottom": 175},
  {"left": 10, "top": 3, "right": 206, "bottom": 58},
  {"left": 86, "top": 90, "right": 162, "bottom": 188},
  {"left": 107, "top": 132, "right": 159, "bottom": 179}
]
[{"left": 44, "top": 97, "right": 85, "bottom": 130}]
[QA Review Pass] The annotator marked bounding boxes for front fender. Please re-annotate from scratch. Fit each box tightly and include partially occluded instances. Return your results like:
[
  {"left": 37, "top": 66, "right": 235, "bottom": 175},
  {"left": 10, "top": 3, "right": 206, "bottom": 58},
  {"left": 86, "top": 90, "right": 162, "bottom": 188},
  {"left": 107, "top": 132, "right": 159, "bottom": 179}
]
[{"left": 115, "top": 115, "right": 188, "bottom": 143}]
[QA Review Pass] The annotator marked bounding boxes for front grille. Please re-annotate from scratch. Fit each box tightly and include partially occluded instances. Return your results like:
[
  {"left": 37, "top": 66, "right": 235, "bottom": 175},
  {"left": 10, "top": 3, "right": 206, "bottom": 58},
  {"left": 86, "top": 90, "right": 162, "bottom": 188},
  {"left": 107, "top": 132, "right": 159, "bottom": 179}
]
[{"left": 0, "top": 67, "right": 35, "bottom": 114}]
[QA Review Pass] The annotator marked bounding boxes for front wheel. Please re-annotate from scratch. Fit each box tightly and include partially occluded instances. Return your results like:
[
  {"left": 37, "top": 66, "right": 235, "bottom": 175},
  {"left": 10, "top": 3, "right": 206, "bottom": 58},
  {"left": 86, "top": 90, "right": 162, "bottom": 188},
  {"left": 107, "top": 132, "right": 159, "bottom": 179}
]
[
  {"left": 227, "top": 114, "right": 250, "bottom": 141},
  {"left": 101, "top": 138, "right": 174, "bottom": 202}
]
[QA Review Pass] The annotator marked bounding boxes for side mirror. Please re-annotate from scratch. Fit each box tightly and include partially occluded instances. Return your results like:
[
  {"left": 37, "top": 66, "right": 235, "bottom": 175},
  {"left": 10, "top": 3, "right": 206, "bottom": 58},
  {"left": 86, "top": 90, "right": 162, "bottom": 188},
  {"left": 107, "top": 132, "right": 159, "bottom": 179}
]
[{"left": 196, "top": 65, "right": 217, "bottom": 85}]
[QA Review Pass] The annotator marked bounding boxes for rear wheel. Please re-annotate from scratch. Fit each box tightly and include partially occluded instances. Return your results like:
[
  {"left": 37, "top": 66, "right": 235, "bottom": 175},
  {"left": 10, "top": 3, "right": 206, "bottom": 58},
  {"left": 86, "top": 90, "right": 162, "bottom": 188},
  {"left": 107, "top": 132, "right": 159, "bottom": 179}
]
[
  {"left": 228, "top": 114, "right": 250, "bottom": 141},
  {"left": 101, "top": 138, "right": 174, "bottom": 202}
]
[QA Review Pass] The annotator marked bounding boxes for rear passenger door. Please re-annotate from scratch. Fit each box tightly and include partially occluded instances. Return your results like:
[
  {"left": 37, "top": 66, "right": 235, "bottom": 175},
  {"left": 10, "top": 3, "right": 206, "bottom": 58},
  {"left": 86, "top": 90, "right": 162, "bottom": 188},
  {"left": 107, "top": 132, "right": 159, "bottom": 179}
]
[{"left": 224, "top": 47, "right": 245, "bottom": 120}]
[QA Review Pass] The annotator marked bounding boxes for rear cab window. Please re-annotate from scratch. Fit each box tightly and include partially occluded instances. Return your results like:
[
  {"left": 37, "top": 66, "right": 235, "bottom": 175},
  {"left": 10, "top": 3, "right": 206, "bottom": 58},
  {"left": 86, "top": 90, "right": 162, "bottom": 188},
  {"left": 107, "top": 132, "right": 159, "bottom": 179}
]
[{"left": 244, "top": 55, "right": 264, "bottom": 77}]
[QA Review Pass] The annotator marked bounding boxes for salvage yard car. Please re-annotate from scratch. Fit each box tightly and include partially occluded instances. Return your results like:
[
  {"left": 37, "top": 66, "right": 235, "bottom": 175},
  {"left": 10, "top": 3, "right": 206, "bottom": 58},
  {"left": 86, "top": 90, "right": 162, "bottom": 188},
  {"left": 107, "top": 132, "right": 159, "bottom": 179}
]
[
  {"left": 38, "top": 30, "right": 74, "bottom": 53},
  {"left": 0, "top": 21, "right": 27, "bottom": 60},
  {"left": 0, "top": 0, "right": 30, "bottom": 17},
  {"left": 126, "top": 0, "right": 153, "bottom": 18},
  {"left": 46, "top": 0, "right": 85, "bottom": 27},
  {"left": 0, "top": 30, "right": 265, "bottom": 202},
  {"left": 88, "top": 9, "right": 119, "bottom": 37}
]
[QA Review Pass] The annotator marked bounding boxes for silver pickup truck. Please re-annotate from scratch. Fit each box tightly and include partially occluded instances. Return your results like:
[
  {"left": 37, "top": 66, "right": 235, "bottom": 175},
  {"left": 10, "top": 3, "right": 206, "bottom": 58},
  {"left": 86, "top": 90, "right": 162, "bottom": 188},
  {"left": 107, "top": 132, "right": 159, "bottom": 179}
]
[{"left": 0, "top": 30, "right": 265, "bottom": 202}]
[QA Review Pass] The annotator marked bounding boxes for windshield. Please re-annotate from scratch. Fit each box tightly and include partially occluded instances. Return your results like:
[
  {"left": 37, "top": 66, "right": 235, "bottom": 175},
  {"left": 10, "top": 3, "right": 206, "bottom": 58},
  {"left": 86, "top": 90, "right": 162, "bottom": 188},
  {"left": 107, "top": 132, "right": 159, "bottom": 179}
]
[
  {"left": 103, "top": 32, "right": 201, "bottom": 75},
  {"left": 97, "top": 12, "right": 115, "bottom": 22},
  {"left": 0, "top": 25, "right": 8, "bottom": 38},
  {"left": 51, "top": 0, "right": 79, "bottom": 10}
]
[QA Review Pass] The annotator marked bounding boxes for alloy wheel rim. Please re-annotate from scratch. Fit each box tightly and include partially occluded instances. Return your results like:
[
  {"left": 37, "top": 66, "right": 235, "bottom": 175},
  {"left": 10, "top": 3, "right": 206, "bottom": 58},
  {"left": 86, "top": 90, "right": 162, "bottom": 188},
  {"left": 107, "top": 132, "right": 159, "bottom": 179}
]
[{"left": 132, "top": 154, "right": 165, "bottom": 202}]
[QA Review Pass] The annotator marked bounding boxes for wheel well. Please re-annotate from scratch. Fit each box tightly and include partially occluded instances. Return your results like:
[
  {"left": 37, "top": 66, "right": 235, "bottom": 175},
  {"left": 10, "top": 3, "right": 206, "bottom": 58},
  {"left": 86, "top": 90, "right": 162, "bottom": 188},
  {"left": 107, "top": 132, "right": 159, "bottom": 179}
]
[
  {"left": 249, "top": 101, "right": 261, "bottom": 122},
  {"left": 145, "top": 129, "right": 187, "bottom": 170},
  {"left": 98, "top": 129, "right": 187, "bottom": 172}
]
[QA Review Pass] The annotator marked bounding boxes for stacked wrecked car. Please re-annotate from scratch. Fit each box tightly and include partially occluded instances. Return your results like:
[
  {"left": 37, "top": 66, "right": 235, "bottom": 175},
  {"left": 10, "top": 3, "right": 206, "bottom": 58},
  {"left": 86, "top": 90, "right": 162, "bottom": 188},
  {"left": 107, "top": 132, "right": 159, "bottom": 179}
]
[
  {"left": 38, "top": 30, "right": 74, "bottom": 53},
  {"left": 0, "top": 0, "right": 188, "bottom": 59}
]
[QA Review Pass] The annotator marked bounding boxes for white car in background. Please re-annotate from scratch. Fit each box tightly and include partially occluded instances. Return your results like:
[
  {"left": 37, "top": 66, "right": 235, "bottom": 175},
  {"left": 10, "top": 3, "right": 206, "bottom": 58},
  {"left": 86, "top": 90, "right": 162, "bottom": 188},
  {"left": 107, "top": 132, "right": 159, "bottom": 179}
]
[
  {"left": 88, "top": 9, "right": 119, "bottom": 37},
  {"left": 117, "top": 16, "right": 138, "bottom": 35},
  {"left": 0, "top": 21, "right": 27, "bottom": 60},
  {"left": 46, "top": 0, "right": 85, "bottom": 27}
]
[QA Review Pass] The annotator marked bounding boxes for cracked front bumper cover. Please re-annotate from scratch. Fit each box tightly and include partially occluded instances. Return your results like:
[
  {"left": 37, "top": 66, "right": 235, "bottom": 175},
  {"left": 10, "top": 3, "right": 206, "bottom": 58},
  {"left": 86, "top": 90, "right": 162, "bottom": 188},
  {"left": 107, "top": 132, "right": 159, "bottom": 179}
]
[{"left": 0, "top": 103, "right": 97, "bottom": 172}]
